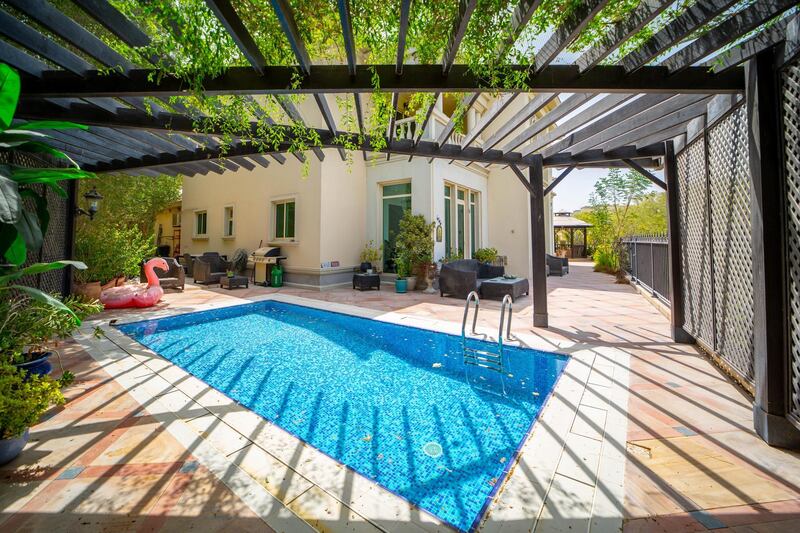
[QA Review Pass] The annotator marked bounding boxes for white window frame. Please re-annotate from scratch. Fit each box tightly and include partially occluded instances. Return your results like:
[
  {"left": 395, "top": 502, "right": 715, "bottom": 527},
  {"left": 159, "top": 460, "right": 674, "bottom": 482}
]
[
  {"left": 171, "top": 210, "right": 181, "bottom": 228},
  {"left": 223, "top": 205, "right": 235, "bottom": 238},
  {"left": 271, "top": 197, "right": 297, "bottom": 242},
  {"left": 193, "top": 209, "right": 208, "bottom": 239}
]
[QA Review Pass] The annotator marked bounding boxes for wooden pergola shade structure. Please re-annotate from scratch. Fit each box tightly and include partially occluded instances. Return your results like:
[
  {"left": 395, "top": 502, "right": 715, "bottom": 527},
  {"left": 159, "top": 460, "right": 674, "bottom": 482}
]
[{"left": 3, "top": 1, "right": 800, "bottom": 445}]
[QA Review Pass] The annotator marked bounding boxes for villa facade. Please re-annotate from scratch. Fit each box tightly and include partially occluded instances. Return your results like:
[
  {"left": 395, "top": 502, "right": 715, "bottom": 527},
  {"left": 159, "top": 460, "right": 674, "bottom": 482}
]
[{"left": 161, "top": 94, "right": 556, "bottom": 289}]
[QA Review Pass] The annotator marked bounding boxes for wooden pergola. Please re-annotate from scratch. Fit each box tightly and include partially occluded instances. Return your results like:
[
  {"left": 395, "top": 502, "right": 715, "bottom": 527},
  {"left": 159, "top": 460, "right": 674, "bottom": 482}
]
[{"left": 3, "top": 0, "right": 800, "bottom": 445}]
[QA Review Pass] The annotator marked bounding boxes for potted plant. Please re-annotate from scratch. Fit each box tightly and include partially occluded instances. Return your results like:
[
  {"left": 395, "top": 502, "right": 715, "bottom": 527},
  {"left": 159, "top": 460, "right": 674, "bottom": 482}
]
[
  {"left": 0, "top": 293, "right": 102, "bottom": 376},
  {"left": 473, "top": 247, "right": 498, "bottom": 264},
  {"left": 395, "top": 255, "right": 409, "bottom": 294},
  {"left": 0, "top": 363, "right": 65, "bottom": 465},
  {"left": 394, "top": 210, "right": 434, "bottom": 291},
  {"left": 359, "top": 240, "right": 382, "bottom": 273}
]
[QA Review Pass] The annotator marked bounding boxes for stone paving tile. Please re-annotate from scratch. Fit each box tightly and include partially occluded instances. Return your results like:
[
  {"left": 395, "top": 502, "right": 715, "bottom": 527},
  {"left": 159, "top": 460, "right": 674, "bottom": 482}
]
[{"left": 4, "top": 262, "right": 800, "bottom": 532}]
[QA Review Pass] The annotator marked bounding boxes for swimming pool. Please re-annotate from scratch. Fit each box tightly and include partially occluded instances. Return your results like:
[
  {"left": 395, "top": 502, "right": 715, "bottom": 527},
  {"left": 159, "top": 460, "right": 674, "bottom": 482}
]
[{"left": 118, "top": 300, "right": 569, "bottom": 531}]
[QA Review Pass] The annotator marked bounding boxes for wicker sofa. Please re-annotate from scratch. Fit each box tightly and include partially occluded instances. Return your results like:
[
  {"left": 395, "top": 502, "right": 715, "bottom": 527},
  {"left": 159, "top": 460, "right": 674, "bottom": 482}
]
[
  {"left": 140, "top": 257, "right": 185, "bottom": 291},
  {"left": 439, "top": 259, "right": 505, "bottom": 299},
  {"left": 546, "top": 254, "right": 569, "bottom": 276},
  {"left": 193, "top": 252, "right": 230, "bottom": 285}
]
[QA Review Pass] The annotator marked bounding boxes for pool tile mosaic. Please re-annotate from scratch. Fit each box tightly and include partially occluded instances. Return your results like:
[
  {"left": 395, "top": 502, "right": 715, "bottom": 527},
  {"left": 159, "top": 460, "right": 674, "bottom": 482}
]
[{"left": 118, "top": 300, "right": 568, "bottom": 531}]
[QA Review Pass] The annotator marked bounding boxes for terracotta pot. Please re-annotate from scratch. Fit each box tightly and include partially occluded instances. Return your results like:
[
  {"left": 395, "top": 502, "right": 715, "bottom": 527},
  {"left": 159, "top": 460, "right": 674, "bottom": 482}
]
[
  {"left": 73, "top": 281, "right": 101, "bottom": 300},
  {"left": 406, "top": 276, "right": 417, "bottom": 291}
]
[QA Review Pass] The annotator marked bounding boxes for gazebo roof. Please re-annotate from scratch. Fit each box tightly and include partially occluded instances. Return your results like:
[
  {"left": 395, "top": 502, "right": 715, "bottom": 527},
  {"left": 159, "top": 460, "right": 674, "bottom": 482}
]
[{"left": 553, "top": 215, "right": 592, "bottom": 229}]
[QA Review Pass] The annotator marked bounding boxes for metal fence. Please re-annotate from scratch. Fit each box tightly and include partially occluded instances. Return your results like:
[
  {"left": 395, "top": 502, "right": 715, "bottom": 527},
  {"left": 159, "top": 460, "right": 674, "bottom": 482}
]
[{"left": 620, "top": 235, "right": 670, "bottom": 305}]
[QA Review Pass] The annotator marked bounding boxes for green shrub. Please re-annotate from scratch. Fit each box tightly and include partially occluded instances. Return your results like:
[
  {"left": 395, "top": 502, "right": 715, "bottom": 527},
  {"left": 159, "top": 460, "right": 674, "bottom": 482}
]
[
  {"left": 359, "top": 240, "right": 382, "bottom": 266},
  {"left": 395, "top": 210, "right": 434, "bottom": 271},
  {"left": 593, "top": 245, "right": 620, "bottom": 274},
  {"left": 0, "top": 363, "right": 65, "bottom": 439},
  {"left": 473, "top": 247, "right": 498, "bottom": 264},
  {"left": 74, "top": 226, "right": 154, "bottom": 284}
]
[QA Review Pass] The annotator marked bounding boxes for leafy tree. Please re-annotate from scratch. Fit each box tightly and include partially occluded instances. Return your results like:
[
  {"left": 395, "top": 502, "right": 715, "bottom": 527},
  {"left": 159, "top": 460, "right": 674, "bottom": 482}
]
[
  {"left": 76, "top": 173, "right": 181, "bottom": 236},
  {"left": 74, "top": 173, "right": 181, "bottom": 283},
  {"left": 575, "top": 168, "right": 655, "bottom": 272}
]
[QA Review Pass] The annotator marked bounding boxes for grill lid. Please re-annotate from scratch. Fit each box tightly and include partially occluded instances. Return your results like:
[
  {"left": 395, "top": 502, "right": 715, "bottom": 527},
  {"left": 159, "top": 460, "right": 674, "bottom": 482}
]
[{"left": 252, "top": 246, "right": 281, "bottom": 257}]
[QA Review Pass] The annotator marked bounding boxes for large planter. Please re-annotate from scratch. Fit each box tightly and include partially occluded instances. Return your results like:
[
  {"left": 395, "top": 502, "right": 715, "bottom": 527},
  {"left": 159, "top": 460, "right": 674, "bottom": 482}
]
[
  {"left": 13, "top": 352, "right": 53, "bottom": 377},
  {"left": 395, "top": 279, "right": 408, "bottom": 293},
  {"left": 0, "top": 429, "right": 29, "bottom": 466},
  {"left": 406, "top": 276, "right": 417, "bottom": 291},
  {"left": 73, "top": 281, "right": 101, "bottom": 300}
]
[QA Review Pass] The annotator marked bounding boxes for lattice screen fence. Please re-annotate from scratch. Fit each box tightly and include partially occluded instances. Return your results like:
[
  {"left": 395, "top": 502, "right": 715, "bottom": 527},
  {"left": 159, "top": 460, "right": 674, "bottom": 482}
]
[
  {"left": 783, "top": 57, "right": 800, "bottom": 421},
  {"left": 1, "top": 150, "right": 74, "bottom": 296},
  {"left": 675, "top": 104, "right": 755, "bottom": 385}
]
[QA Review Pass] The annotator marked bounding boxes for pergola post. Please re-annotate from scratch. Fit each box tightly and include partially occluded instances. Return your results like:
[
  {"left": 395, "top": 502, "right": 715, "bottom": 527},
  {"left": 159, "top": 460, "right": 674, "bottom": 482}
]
[
  {"left": 530, "top": 156, "right": 548, "bottom": 328},
  {"left": 747, "top": 47, "right": 800, "bottom": 447},
  {"left": 664, "top": 140, "right": 694, "bottom": 344},
  {"left": 583, "top": 227, "right": 588, "bottom": 257}
]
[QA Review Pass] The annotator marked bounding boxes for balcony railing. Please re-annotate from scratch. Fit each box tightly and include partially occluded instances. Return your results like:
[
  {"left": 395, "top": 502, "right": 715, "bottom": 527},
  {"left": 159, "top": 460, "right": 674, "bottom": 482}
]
[{"left": 391, "top": 115, "right": 480, "bottom": 147}]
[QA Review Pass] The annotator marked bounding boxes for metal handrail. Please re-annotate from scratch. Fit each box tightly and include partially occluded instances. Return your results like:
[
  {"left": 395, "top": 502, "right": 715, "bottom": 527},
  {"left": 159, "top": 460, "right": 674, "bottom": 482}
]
[
  {"left": 499, "top": 294, "right": 513, "bottom": 343},
  {"left": 462, "top": 291, "right": 480, "bottom": 338}
]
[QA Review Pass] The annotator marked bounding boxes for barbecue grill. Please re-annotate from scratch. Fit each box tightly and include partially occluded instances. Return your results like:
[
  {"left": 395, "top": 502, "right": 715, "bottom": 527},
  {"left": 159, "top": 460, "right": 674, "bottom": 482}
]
[{"left": 251, "top": 246, "right": 285, "bottom": 285}]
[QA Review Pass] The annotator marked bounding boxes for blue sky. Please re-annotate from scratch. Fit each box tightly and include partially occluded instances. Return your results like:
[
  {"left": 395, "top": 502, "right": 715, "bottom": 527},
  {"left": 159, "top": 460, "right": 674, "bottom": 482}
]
[{"left": 550, "top": 166, "right": 665, "bottom": 212}]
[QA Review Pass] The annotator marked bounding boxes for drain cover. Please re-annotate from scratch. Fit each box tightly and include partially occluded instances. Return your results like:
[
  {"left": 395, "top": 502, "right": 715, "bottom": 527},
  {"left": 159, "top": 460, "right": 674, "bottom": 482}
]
[{"left": 423, "top": 441, "right": 443, "bottom": 458}]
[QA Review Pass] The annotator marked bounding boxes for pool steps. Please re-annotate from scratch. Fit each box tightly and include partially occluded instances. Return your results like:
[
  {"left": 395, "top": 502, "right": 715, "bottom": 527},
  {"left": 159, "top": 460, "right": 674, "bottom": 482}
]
[{"left": 461, "top": 292, "right": 513, "bottom": 373}]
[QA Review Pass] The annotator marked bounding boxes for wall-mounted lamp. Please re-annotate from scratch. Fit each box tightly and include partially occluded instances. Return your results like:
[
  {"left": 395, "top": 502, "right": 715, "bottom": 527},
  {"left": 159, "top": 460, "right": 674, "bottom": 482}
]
[
  {"left": 435, "top": 217, "right": 443, "bottom": 242},
  {"left": 76, "top": 186, "right": 103, "bottom": 220}
]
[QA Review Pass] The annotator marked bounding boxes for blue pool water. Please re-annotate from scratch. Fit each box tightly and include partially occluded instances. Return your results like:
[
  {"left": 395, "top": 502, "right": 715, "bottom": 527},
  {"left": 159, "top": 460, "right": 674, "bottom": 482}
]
[{"left": 118, "top": 300, "right": 568, "bottom": 531}]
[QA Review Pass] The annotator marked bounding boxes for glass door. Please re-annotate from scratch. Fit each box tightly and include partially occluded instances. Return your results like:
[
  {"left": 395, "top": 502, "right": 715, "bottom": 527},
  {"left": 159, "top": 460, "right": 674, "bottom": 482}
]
[
  {"left": 382, "top": 182, "right": 412, "bottom": 271},
  {"left": 456, "top": 188, "right": 466, "bottom": 257}
]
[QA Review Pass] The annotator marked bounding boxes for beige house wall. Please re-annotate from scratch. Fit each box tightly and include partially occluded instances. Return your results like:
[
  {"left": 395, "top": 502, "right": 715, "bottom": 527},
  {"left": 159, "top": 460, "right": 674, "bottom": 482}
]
[
  {"left": 179, "top": 154, "right": 323, "bottom": 272},
  {"left": 154, "top": 203, "right": 181, "bottom": 255}
]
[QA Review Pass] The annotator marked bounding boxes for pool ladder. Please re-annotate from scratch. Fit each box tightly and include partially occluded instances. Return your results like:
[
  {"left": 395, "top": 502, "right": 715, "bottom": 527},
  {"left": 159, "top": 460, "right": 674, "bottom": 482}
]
[{"left": 461, "top": 292, "right": 513, "bottom": 373}]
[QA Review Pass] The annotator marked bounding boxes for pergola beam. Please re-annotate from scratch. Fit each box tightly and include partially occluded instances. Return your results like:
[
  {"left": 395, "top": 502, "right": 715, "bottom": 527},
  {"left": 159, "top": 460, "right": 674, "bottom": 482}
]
[
  {"left": 576, "top": 0, "right": 669, "bottom": 72},
  {"left": 520, "top": 93, "right": 634, "bottom": 157},
  {"left": 205, "top": 0, "right": 267, "bottom": 73},
  {"left": 543, "top": 166, "right": 575, "bottom": 196},
  {"left": 708, "top": 15, "right": 793, "bottom": 73},
  {"left": 5, "top": 0, "right": 135, "bottom": 72},
  {"left": 17, "top": 100, "right": 539, "bottom": 168},
  {"left": 661, "top": 0, "right": 796, "bottom": 73},
  {"left": 534, "top": 0, "right": 609, "bottom": 72},
  {"left": 18, "top": 65, "right": 745, "bottom": 97},
  {"left": 622, "top": 158, "right": 666, "bottom": 189},
  {"left": 621, "top": 0, "right": 740, "bottom": 72}
]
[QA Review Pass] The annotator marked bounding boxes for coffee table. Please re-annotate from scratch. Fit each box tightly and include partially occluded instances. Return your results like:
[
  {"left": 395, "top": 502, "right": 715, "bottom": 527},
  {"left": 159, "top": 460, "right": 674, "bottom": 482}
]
[
  {"left": 480, "top": 277, "right": 529, "bottom": 301},
  {"left": 220, "top": 275, "right": 249, "bottom": 290},
  {"left": 353, "top": 273, "right": 381, "bottom": 291}
]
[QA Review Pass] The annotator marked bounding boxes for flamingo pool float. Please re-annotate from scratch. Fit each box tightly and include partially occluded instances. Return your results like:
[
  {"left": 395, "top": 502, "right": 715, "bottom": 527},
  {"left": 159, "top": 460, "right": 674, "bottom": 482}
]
[{"left": 100, "top": 258, "right": 169, "bottom": 309}]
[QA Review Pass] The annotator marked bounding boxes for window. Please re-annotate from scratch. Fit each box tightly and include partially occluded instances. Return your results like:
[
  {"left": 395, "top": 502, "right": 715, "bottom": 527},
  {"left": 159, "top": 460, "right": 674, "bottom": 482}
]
[
  {"left": 444, "top": 185, "right": 452, "bottom": 255},
  {"left": 194, "top": 210, "right": 207, "bottom": 237},
  {"left": 171, "top": 211, "right": 181, "bottom": 227},
  {"left": 382, "top": 182, "right": 412, "bottom": 272},
  {"left": 443, "top": 184, "right": 480, "bottom": 259},
  {"left": 223, "top": 206, "right": 234, "bottom": 237},
  {"left": 470, "top": 192, "right": 478, "bottom": 256},
  {"left": 274, "top": 199, "right": 295, "bottom": 240}
]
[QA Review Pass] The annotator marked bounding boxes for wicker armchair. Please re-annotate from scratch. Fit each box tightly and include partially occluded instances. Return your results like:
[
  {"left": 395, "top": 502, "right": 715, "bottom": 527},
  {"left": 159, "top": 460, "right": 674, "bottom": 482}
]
[
  {"left": 141, "top": 257, "right": 185, "bottom": 291},
  {"left": 546, "top": 254, "right": 569, "bottom": 276},
  {"left": 193, "top": 252, "right": 230, "bottom": 285},
  {"left": 439, "top": 259, "right": 505, "bottom": 299},
  {"left": 181, "top": 253, "right": 195, "bottom": 277}
]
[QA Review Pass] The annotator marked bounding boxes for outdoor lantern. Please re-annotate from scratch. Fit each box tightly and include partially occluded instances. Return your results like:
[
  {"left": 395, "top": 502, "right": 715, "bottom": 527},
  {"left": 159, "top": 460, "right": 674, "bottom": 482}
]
[
  {"left": 77, "top": 186, "right": 103, "bottom": 220},
  {"left": 435, "top": 217, "right": 443, "bottom": 242}
]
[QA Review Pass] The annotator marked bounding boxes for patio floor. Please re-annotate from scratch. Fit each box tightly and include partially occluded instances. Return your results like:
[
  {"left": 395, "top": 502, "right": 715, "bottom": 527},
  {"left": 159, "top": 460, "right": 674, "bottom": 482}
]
[{"left": 2, "top": 262, "right": 800, "bottom": 532}]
